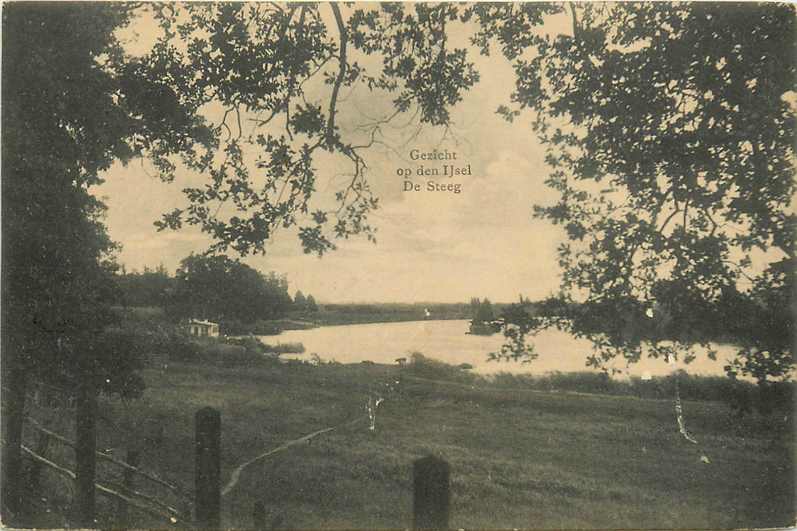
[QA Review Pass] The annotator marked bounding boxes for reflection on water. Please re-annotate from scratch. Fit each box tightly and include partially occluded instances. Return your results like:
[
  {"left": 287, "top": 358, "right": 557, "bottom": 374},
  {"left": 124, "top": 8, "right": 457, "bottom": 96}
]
[{"left": 264, "top": 320, "right": 736, "bottom": 378}]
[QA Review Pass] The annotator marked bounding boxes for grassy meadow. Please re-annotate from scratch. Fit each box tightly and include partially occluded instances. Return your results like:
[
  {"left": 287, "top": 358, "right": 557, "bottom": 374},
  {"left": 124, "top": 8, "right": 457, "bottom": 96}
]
[{"left": 21, "top": 356, "right": 794, "bottom": 529}]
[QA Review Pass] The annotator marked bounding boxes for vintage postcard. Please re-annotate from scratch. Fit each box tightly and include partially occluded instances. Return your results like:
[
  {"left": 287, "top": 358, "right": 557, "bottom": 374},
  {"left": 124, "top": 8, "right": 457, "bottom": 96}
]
[{"left": 2, "top": 1, "right": 794, "bottom": 529}]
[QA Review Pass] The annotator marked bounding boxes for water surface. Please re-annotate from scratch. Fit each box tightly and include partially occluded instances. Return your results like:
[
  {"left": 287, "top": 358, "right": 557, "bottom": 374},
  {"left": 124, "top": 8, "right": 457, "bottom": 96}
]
[{"left": 264, "top": 320, "right": 735, "bottom": 378}]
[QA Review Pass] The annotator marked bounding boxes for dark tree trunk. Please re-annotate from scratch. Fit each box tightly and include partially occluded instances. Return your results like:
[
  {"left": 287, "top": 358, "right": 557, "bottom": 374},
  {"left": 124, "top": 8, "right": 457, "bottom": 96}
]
[
  {"left": 74, "top": 377, "right": 97, "bottom": 527},
  {"left": 1, "top": 362, "right": 28, "bottom": 522}
]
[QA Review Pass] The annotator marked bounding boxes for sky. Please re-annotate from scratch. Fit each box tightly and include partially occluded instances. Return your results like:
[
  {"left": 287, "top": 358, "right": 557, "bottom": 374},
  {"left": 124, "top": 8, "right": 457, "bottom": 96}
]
[{"left": 94, "top": 5, "right": 572, "bottom": 304}]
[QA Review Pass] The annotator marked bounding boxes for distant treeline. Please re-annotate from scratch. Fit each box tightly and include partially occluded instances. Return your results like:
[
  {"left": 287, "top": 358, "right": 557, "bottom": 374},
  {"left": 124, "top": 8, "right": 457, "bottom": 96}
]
[
  {"left": 314, "top": 302, "right": 510, "bottom": 326},
  {"left": 117, "top": 259, "right": 539, "bottom": 332},
  {"left": 116, "top": 255, "right": 320, "bottom": 334}
]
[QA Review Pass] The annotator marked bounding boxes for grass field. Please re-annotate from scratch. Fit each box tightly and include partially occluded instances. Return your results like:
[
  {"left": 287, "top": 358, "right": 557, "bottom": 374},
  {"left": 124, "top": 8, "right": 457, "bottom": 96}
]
[{"left": 22, "top": 358, "right": 795, "bottom": 529}]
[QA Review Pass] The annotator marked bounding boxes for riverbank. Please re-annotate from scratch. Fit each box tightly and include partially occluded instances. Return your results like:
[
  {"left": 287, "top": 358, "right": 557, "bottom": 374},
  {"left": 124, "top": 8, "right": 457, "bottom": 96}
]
[
  {"left": 253, "top": 303, "right": 477, "bottom": 334},
  {"left": 22, "top": 355, "right": 794, "bottom": 528},
  {"left": 116, "top": 303, "right": 475, "bottom": 336},
  {"left": 313, "top": 302, "right": 473, "bottom": 327}
]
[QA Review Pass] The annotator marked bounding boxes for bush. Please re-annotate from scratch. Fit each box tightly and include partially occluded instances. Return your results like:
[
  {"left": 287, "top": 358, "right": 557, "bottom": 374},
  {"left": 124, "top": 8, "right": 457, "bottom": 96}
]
[
  {"left": 259, "top": 342, "right": 305, "bottom": 354},
  {"left": 486, "top": 369, "right": 794, "bottom": 418},
  {"left": 219, "top": 319, "right": 286, "bottom": 336},
  {"left": 406, "top": 352, "right": 476, "bottom": 383},
  {"left": 755, "top": 380, "right": 794, "bottom": 416},
  {"left": 251, "top": 320, "right": 284, "bottom": 335},
  {"left": 225, "top": 335, "right": 267, "bottom": 355},
  {"left": 166, "top": 334, "right": 202, "bottom": 362},
  {"left": 198, "top": 342, "right": 260, "bottom": 367},
  {"left": 113, "top": 314, "right": 201, "bottom": 363}
]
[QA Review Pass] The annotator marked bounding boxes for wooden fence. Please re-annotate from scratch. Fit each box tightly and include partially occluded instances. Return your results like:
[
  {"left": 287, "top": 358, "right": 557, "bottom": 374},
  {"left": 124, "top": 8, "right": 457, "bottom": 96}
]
[
  {"left": 21, "top": 415, "right": 191, "bottom": 526},
  {"left": 23, "top": 406, "right": 452, "bottom": 529}
]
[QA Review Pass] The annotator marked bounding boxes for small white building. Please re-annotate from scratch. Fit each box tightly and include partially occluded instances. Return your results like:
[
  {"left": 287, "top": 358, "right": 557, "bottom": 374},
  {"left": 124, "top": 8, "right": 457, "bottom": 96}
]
[{"left": 186, "top": 319, "right": 220, "bottom": 338}]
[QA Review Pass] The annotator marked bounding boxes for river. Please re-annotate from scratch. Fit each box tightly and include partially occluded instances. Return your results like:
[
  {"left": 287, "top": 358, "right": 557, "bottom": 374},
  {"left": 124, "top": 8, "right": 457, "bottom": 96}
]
[{"left": 262, "top": 319, "right": 736, "bottom": 378}]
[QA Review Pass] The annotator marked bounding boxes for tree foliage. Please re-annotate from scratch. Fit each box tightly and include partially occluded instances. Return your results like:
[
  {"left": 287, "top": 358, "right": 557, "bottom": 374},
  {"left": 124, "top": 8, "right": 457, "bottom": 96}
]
[
  {"left": 2, "top": 3, "right": 164, "bottom": 397},
  {"left": 168, "top": 254, "right": 292, "bottom": 326},
  {"left": 470, "top": 298, "right": 496, "bottom": 323},
  {"left": 0, "top": 1, "right": 480, "bottom": 404},
  {"left": 306, "top": 294, "right": 319, "bottom": 313},
  {"left": 292, "top": 290, "right": 319, "bottom": 314},
  {"left": 473, "top": 2, "right": 795, "bottom": 381},
  {"left": 294, "top": 290, "right": 308, "bottom": 308},
  {"left": 138, "top": 3, "right": 479, "bottom": 258},
  {"left": 1, "top": 3, "right": 201, "bottom": 516},
  {"left": 117, "top": 265, "right": 173, "bottom": 308},
  {"left": 5, "top": 1, "right": 792, "bottom": 401},
  {"left": 130, "top": 2, "right": 794, "bottom": 382}
]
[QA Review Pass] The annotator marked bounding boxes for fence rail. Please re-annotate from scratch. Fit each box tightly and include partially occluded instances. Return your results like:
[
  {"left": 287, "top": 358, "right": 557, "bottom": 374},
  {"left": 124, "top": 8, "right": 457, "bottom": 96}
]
[
  {"left": 20, "top": 415, "right": 191, "bottom": 527},
  {"left": 20, "top": 443, "right": 184, "bottom": 524},
  {"left": 23, "top": 399, "right": 452, "bottom": 528},
  {"left": 24, "top": 416, "right": 187, "bottom": 498}
]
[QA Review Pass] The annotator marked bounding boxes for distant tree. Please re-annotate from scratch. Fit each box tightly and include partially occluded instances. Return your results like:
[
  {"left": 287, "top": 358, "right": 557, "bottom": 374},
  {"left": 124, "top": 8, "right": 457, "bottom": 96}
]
[
  {"left": 306, "top": 295, "right": 319, "bottom": 313},
  {"left": 264, "top": 272, "right": 293, "bottom": 316},
  {"left": 473, "top": 2, "right": 795, "bottom": 382},
  {"left": 294, "top": 290, "right": 308, "bottom": 311},
  {"left": 168, "top": 254, "right": 290, "bottom": 325},
  {"left": 469, "top": 297, "right": 481, "bottom": 318},
  {"left": 476, "top": 299, "right": 496, "bottom": 323},
  {"left": 117, "top": 268, "right": 173, "bottom": 308}
]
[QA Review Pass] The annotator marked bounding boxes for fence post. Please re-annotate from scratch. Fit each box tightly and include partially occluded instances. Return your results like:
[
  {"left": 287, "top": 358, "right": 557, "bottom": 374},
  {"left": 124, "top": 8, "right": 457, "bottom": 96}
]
[
  {"left": 253, "top": 501, "right": 266, "bottom": 529},
  {"left": 195, "top": 407, "right": 221, "bottom": 528},
  {"left": 26, "top": 431, "right": 51, "bottom": 493},
  {"left": 413, "top": 455, "right": 450, "bottom": 530},
  {"left": 75, "top": 381, "right": 97, "bottom": 527},
  {"left": 116, "top": 450, "right": 140, "bottom": 526}
]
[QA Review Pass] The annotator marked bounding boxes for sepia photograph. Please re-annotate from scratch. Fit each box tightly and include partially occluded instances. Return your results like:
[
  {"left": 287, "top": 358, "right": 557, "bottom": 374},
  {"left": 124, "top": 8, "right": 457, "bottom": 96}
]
[{"left": 1, "top": 1, "right": 794, "bottom": 529}]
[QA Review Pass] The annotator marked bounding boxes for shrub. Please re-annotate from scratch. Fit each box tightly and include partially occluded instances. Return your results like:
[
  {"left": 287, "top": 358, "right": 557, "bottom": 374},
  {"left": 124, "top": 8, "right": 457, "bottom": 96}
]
[
  {"left": 225, "top": 335, "right": 267, "bottom": 355},
  {"left": 250, "top": 320, "right": 283, "bottom": 335},
  {"left": 406, "top": 352, "right": 476, "bottom": 383},
  {"left": 166, "top": 334, "right": 202, "bottom": 362},
  {"left": 259, "top": 342, "right": 305, "bottom": 354},
  {"left": 755, "top": 380, "right": 794, "bottom": 416},
  {"left": 199, "top": 342, "right": 260, "bottom": 367},
  {"left": 113, "top": 315, "right": 201, "bottom": 363}
]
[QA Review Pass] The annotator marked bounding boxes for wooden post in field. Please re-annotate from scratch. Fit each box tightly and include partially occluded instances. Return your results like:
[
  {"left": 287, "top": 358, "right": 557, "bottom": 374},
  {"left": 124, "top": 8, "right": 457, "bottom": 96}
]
[
  {"left": 75, "top": 381, "right": 97, "bottom": 527},
  {"left": 26, "top": 431, "right": 51, "bottom": 493},
  {"left": 116, "top": 449, "right": 140, "bottom": 526},
  {"left": 253, "top": 501, "right": 266, "bottom": 529},
  {"left": 413, "top": 455, "right": 450, "bottom": 530},
  {"left": 195, "top": 407, "right": 221, "bottom": 528}
]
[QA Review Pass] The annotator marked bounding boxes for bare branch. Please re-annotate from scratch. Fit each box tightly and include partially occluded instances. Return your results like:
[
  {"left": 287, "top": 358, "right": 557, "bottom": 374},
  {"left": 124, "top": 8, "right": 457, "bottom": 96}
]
[
  {"left": 569, "top": 2, "right": 580, "bottom": 39},
  {"left": 658, "top": 200, "right": 681, "bottom": 236},
  {"left": 327, "top": 3, "right": 348, "bottom": 145}
]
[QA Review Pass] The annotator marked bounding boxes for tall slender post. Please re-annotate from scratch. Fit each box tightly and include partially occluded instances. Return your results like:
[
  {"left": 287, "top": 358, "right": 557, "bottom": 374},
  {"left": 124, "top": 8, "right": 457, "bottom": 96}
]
[
  {"left": 75, "top": 380, "right": 97, "bottom": 527},
  {"left": 195, "top": 407, "right": 221, "bottom": 528},
  {"left": 413, "top": 455, "right": 450, "bottom": 529}
]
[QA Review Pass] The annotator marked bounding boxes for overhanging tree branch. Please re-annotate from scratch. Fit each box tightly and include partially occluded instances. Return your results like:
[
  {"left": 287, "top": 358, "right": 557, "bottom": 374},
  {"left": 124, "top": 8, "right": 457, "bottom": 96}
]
[{"left": 327, "top": 3, "right": 348, "bottom": 146}]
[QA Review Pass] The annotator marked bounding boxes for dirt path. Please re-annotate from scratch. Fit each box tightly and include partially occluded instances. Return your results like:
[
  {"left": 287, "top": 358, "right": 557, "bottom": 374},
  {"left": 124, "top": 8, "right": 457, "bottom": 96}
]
[
  {"left": 222, "top": 375, "right": 403, "bottom": 497},
  {"left": 221, "top": 416, "right": 365, "bottom": 497}
]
